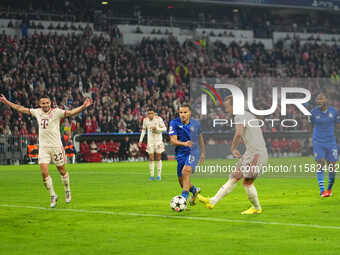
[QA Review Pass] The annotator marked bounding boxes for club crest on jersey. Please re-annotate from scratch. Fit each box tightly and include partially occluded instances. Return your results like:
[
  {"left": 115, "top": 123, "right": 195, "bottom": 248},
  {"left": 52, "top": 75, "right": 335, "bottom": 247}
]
[
  {"left": 316, "top": 116, "right": 320, "bottom": 119},
  {"left": 329, "top": 113, "right": 333, "bottom": 118},
  {"left": 189, "top": 155, "right": 195, "bottom": 163}
]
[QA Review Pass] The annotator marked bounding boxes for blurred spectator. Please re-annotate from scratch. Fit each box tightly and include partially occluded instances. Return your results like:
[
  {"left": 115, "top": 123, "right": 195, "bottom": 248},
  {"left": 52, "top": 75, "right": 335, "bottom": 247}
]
[
  {"left": 91, "top": 116, "right": 98, "bottom": 133},
  {"left": 129, "top": 142, "right": 139, "bottom": 160},
  {"left": 139, "top": 141, "right": 147, "bottom": 159},
  {"left": 85, "top": 116, "right": 93, "bottom": 134},
  {"left": 272, "top": 138, "right": 280, "bottom": 155},
  {"left": 99, "top": 140, "right": 109, "bottom": 162},
  {"left": 108, "top": 139, "right": 119, "bottom": 161},
  {"left": 28, "top": 127, "right": 38, "bottom": 144},
  {"left": 281, "top": 137, "right": 289, "bottom": 155},
  {"left": 290, "top": 139, "right": 301, "bottom": 153},
  {"left": 119, "top": 136, "right": 130, "bottom": 161},
  {"left": 86, "top": 140, "right": 102, "bottom": 162},
  {"left": 331, "top": 71, "right": 340, "bottom": 85},
  {"left": 80, "top": 140, "right": 90, "bottom": 161},
  {"left": 4, "top": 125, "right": 12, "bottom": 136}
]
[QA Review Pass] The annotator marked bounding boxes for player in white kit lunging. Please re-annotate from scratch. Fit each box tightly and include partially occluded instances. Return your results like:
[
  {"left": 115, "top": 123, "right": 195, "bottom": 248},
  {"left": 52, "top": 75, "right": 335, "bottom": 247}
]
[
  {"left": 198, "top": 95, "right": 268, "bottom": 214},
  {"left": 138, "top": 108, "right": 167, "bottom": 181},
  {"left": 0, "top": 94, "right": 92, "bottom": 208}
]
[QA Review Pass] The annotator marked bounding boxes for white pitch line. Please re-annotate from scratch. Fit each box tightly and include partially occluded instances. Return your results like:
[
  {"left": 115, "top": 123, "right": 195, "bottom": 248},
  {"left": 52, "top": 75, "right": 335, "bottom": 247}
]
[{"left": 1, "top": 204, "right": 340, "bottom": 230}]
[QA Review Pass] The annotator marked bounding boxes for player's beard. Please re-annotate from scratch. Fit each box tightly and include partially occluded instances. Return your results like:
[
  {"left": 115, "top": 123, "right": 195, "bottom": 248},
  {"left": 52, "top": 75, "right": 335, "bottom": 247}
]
[
  {"left": 318, "top": 103, "right": 327, "bottom": 110},
  {"left": 180, "top": 116, "right": 188, "bottom": 123},
  {"left": 42, "top": 106, "right": 51, "bottom": 113}
]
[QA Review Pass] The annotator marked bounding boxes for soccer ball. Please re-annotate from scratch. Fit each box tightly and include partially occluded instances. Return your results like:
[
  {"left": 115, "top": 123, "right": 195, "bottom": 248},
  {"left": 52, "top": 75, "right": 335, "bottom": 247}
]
[{"left": 170, "top": 195, "right": 187, "bottom": 212}]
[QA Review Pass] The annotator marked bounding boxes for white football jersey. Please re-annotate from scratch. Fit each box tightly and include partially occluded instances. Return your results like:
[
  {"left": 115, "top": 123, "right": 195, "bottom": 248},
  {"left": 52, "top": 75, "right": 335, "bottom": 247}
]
[
  {"left": 234, "top": 111, "right": 267, "bottom": 153},
  {"left": 142, "top": 116, "right": 166, "bottom": 145},
  {"left": 30, "top": 108, "right": 66, "bottom": 147}
]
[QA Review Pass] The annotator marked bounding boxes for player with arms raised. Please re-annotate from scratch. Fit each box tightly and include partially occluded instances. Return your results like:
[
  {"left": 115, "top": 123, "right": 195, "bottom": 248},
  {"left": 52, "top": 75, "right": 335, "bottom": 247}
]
[
  {"left": 169, "top": 103, "right": 206, "bottom": 206},
  {"left": 198, "top": 95, "right": 268, "bottom": 214},
  {"left": 0, "top": 94, "right": 92, "bottom": 208},
  {"left": 138, "top": 108, "right": 167, "bottom": 180},
  {"left": 310, "top": 93, "right": 340, "bottom": 197}
]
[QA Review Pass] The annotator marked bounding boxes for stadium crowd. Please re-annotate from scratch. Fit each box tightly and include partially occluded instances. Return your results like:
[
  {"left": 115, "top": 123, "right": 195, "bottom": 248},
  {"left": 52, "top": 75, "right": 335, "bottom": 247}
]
[
  {"left": 1, "top": 33, "right": 338, "bottom": 135},
  {"left": 1, "top": 5, "right": 340, "bottom": 161}
]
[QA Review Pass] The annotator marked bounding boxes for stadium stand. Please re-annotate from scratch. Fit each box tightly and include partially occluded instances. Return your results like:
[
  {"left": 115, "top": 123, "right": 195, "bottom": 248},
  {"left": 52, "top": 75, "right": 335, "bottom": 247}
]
[{"left": 1, "top": 2, "right": 340, "bottom": 163}]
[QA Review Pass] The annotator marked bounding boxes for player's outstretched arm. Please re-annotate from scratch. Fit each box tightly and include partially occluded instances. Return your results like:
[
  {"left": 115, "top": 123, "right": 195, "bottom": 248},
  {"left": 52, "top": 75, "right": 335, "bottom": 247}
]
[
  {"left": 231, "top": 124, "right": 244, "bottom": 158},
  {"left": 65, "top": 98, "right": 92, "bottom": 117},
  {"left": 0, "top": 94, "right": 31, "bottom": 115}
]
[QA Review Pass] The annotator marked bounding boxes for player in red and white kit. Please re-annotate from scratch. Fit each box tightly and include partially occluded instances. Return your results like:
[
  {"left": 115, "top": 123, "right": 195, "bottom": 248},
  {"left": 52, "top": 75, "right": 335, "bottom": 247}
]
[
  {"left": 198, "top": 95, "right": 268, "bottom": 214},
  {"left": 138, "top": 108, "right": 167, "bottom": 180},
  {"left": 0, "top": 94, "right": 92, "bottom": 208}
]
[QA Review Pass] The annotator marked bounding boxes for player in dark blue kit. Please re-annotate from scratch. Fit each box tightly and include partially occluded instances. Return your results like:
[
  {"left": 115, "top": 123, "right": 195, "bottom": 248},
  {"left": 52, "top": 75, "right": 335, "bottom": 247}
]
[
  {"left": 169, "top": 104, "right": 206, "bottom": 206},
  {"left": 310, "top": 93, "right": 340, "bottom": 197}
]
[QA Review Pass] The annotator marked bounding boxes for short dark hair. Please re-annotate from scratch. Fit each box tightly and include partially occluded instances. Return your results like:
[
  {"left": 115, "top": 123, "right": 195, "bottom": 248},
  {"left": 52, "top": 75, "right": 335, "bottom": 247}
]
[
  {"left": 147, "top": 107, "right": 155, "bottom": 112},
  {"left": 225, "top": 95, "right": 233, "bottom": 105},
  {"left": 40, "top": 95, "right": 51, "bottom": 101},
  {"left": 179, "top": 103, "right": 191, "bottom": 111},
  {"left": 317, "top": 92, "right": 328, "bottom": 99}
]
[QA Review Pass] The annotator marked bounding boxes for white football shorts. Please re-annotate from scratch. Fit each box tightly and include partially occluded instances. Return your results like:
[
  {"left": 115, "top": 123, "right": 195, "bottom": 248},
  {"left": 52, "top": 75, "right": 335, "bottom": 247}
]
[
  {"left": 146, "top": 143, "right": 165, "bottom": 154},
  {"left": 38, "top": 146, "right": 66, "bottom": 166},
  {"left": 232, "top": 150, "right": 268, "bottom": 179}
]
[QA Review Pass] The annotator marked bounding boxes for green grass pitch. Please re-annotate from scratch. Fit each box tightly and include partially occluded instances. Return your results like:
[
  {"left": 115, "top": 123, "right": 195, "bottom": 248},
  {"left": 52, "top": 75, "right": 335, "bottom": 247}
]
[{"left": 1, "top": 157, "right": 340, "bottom": 255}]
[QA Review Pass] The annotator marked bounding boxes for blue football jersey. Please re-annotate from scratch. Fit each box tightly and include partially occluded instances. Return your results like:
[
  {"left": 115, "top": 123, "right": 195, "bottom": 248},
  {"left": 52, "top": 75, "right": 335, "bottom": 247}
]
[
  {"left": 310, "top": 106, "right": 340, "bottom": 144},
  {"left": 169, "top": 117, "right": 201, "bottom": 157}
]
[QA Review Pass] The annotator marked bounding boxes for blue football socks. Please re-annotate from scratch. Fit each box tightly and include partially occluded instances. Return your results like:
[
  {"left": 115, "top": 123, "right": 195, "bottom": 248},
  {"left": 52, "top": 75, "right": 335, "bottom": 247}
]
[
  {"left": 328, "top": 170, "right": 336, "bottom": 191},
  {"left": 181, "top": 190, "right": 189, "bottom": 201},
  {"left": 189, "top": 186, "right": 197, "bottom": 195},
  {"left": 317, "top": 170, "right": 325, "bottom": 194}
]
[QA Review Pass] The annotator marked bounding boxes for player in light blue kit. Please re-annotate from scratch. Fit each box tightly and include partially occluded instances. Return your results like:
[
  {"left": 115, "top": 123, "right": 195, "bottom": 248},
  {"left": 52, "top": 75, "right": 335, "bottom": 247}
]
[
  {"left": 310, "top": 93, "right": 340, "bottom": 197},
  {"left": 169, "top": 103, "right": 206, "bottom": 206}
]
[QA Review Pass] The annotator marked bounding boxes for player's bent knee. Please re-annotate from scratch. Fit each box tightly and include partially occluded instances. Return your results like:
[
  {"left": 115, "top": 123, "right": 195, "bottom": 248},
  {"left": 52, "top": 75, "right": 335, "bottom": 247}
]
[
  {"left": 57, "top": 165, "right": 67, "bottom": 175},
  {"left": 230, "top": 169, "right": 243, "bottom": 180},
  {"left": 182, "top": 166, "right": 192, "bottom": 176}
]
